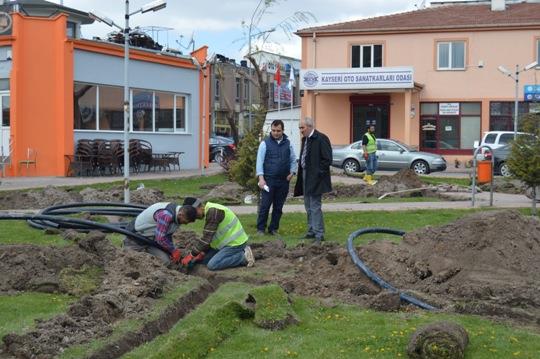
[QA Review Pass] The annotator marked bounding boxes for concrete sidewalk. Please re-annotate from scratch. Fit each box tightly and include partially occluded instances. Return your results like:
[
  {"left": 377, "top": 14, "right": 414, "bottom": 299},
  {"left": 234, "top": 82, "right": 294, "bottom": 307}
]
[{"left": 231, "top": 191, "right": 532, "bottom": 215}]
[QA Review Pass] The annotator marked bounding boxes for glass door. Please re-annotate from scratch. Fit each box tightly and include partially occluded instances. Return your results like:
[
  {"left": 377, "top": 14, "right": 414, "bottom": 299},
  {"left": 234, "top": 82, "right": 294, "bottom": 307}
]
[
  {"left": 352, "top": 103, "right": 389, "bottom": 142},
  {"left": 0, "top": 93, "right": 9, "bottom": 161}
]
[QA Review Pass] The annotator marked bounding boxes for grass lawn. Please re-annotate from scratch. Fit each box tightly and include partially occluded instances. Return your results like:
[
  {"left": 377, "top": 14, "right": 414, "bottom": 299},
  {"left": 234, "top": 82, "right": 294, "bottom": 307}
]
[
  {"left": 0, "top": 220, "right": 68, "bottom": 246},
  {"left": 123, "top": 282, "right": 540, "bottom": 359},
  {"left": 0, "top": 293, "right": 74, "bottom": 338}
]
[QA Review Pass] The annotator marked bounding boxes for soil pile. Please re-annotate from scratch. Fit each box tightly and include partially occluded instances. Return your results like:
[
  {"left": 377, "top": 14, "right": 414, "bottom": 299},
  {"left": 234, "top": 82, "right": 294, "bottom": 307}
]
[
  {"left": 0, "top": 232, "right": 193, "bottom": 358},
  {"left": 358, "top": 210, "right": 540, "bottom": 321},
  {"left": 79, "top": 186, "right": 164, "bottom": 205}
]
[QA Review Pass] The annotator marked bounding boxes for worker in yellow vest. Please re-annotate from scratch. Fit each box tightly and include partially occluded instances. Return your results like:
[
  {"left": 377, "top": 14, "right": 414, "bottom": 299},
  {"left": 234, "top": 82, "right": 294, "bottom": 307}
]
[
  {"left": 180, "top": 197, "right": 255, "bottom": 271},
  {"left": 362, "top": 125, "right": 378, "bottom": 185}
]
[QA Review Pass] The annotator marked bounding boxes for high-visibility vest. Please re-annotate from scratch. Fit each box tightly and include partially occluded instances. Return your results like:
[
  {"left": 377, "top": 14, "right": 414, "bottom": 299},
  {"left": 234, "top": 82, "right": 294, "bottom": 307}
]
[
  {"left": 365, "top": 133, "right": 377, "bottom": 154},
  {"left": 133, "top": 202, "right": 179, "bottom": 238},
  {"left": 205, "top": 202, "right": 248, "bottom": 249}
]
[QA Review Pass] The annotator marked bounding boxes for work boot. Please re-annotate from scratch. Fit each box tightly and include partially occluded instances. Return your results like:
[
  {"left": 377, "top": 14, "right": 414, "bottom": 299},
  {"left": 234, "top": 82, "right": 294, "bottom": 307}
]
[{"left": 244, "top": 245, "right": 255, "bottom": 267}]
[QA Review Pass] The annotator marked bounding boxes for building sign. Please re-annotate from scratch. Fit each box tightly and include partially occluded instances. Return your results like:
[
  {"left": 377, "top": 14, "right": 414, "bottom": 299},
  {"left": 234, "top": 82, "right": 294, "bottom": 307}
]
[
  {"left": 524, "top": 85, "right": 540, "bottom": 102},
  {"left": 299, "top": 67, "right": 414, "bottom": 90},
  {"left": 439, "top": 103, "right": 459, "bottom": 115}
]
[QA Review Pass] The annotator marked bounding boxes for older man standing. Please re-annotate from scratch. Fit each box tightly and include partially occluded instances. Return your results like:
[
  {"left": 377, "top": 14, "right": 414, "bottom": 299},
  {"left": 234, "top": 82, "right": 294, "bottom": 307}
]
[{"left": 294, "top": 117, "right": 332, "bottom": 243}]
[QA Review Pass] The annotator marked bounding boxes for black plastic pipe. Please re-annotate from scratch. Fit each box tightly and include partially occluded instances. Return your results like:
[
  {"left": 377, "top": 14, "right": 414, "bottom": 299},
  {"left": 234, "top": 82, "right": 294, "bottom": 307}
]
[{"left": 347, "top": 227, "right": 437, "bottom": 310}]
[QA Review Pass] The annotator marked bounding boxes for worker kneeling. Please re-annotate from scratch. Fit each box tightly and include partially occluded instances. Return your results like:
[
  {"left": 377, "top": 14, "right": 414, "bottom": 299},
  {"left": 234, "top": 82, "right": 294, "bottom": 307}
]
[
  {"left": 124, "top": 202, "right": 198, "bottom": 266},
  {"left": 181, "top": 197, "right": 255, "bottom": 271}
]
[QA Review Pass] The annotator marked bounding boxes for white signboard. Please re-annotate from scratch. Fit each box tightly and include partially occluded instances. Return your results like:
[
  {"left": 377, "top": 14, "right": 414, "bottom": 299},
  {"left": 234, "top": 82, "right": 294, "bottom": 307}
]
[
  {"left": 439, "top": 103, "right": 459, "bottom": 115},
  {"left": 300, "top": 67, "right": 414, "bottom": 90}
]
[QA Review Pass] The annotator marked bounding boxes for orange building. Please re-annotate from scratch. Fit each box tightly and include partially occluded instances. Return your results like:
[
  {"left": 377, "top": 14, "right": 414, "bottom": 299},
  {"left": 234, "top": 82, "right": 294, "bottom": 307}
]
[
  {"left": 297, "top": 0, "right": 540, "bottom": 165},
  {"left": 0, "top": 0, "right": 210, "bottom": 177}
]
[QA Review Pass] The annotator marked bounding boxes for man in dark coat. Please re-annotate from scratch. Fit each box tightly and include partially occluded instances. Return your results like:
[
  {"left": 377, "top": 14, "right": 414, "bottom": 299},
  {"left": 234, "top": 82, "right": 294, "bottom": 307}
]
[{"left": 293, "top": 117, "right": 332, "bottom": 243}]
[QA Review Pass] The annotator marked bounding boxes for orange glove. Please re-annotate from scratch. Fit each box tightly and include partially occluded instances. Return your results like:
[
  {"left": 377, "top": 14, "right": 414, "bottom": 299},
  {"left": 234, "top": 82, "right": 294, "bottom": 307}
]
[
  {"left": 181, "top": 252, "right": 205, "bottom": 267},
  {"left": 170, "top": 249, "right": 182, "bottom": 264}
]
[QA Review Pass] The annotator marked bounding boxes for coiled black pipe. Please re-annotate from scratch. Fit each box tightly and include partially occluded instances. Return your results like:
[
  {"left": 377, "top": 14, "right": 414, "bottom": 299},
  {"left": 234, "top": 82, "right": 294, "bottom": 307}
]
[
  {"left": 347, "top": 227, "right": 437, "bottom": 310},
  {"left": 0, "top": 202, "right": 160, "bottom": 249}
]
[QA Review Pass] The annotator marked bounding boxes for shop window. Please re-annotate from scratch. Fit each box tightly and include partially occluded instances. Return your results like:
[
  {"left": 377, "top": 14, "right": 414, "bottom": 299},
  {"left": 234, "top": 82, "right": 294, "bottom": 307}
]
[
  {"left": 99, "top": 86, "right": 123, "bottom": 131},
  {"left": 351, "top": 44, "right": 383, "bottom": 68},
  {"left": 132, "top": 90, "right": 153, "bottom": 132},
  {"left": 175, "top": 95, "right": 186, "bottom": 131},
  {"left": 420, "top": 102, "right": 480, "bottom": 152},
  {"left": 437, "top": 41, "right": 465, "bottom": 70},
  {"left": 489, "top": 101, "right": 529, "bottom": 131},
  {"left": 73, "top": 83, "right": 97, "bottom": 130},
  {"left": 155, "top": 92, "right": 174, "bottom": 132}
]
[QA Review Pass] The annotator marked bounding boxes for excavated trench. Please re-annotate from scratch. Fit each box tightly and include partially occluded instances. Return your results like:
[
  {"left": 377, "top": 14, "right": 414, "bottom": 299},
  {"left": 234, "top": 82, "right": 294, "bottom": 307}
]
[{"left": 1, "top": 208, "right": 539, "bottom": 357}]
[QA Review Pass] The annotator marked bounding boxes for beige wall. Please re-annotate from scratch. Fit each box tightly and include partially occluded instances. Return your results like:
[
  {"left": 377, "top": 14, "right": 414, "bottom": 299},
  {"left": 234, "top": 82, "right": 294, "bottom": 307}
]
[{"left": 301, "top": 28, "right": 539, "bottom": 160}]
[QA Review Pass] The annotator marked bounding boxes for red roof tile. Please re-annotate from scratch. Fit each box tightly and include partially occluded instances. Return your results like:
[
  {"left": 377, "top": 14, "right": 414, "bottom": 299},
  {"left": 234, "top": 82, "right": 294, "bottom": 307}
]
[{"left": 296, "top": 2, "right": 540, "bottom": 36}]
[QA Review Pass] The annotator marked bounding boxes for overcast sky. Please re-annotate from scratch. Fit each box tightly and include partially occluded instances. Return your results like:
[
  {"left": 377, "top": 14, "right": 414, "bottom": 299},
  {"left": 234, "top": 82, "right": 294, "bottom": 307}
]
[{"left": 62, "top": 0, "right": 422, "bottom": 60}]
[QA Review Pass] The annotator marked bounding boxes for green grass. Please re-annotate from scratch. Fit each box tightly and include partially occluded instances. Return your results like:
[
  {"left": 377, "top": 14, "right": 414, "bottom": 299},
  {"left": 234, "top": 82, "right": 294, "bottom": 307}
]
[
  {"left": 66, "top": 174, "right": 228, "bottom": 199},
  {"left": 0, "top": 220, "right": 68, "bottom": 246},
  {"left": 60, "top": 277, "right": 203, "bottom": 359},
  {"left": 419, "top": 176, "right": 470, "bottom": 187},
  {"left": 123, "top": 283, "right": 540, "bottom": 359},
  {"left": 0, "top": 293, "right": 74, "bottom": 338}
]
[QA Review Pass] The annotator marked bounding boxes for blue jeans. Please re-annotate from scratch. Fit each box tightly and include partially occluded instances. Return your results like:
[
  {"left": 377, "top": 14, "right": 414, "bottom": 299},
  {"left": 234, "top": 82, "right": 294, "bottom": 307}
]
[
  {"left": 201, "top": 244, "right": 247, "bottom": 271},
  {"left": 256, "top": 178, "right": 289, "bottom": 232},
  {"left": 366, "top": 153, "right": 378, "bottom": 175}
]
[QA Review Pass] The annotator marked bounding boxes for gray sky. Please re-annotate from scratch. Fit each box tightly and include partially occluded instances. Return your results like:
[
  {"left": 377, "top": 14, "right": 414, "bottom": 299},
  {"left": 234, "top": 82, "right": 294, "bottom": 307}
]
[{"left": 62, "top": 0, "right": 420, "bottom": 60}]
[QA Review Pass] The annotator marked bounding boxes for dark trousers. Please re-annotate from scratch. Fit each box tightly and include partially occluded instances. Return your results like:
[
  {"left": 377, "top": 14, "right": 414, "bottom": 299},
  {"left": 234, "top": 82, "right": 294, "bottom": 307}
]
[{"left": 256, "top": 178, "right": 289, "bottom": 232}]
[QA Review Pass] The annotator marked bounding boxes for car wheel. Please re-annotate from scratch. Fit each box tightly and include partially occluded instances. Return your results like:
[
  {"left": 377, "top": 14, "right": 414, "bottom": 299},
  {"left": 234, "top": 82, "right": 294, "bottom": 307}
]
[
  {"left": 411, "top": 160, "right": 429, "bottom": 175},
  {"left": 214, "top": 152, "right": 224, "bottom": 164},
  {"left": 343, "top": 159, "right": 360, "bottom": 173},
  {"left": 499, "top": 162, "right": 512, "bottom": 177}
]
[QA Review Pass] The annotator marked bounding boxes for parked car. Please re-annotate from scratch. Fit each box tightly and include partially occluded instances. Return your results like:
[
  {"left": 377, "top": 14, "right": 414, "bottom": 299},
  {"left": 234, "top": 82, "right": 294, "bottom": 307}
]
[
  {"left": 209, "top": 136, "right": 235, "bottom": 162},
  {"left": 474, "top": 131, "right": 532, "bottom": 158},
  {"left": 483, "top": 144, "right": 512, "bottom": 177},
  {"left": 332, "top": 138, "right": 447, "bottom": 175}
]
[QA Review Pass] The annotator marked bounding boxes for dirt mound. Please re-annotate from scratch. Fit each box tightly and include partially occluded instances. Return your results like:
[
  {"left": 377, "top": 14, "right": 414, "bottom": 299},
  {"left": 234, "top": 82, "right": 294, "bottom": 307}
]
[
  {"left": 0, "top": 186, "right": 83, "bottom": 210},
  {"left": 358, "top": 210, "right": 540, "bottom": 320},
  {"left": 202, "top": 182, "right": 251, "bottom": 205},
  {"left": 79, "top": 186, "right": 164, "bottom": 205},
  {"left": 0, "top": 232, "right": 193, "bottom": 358}
]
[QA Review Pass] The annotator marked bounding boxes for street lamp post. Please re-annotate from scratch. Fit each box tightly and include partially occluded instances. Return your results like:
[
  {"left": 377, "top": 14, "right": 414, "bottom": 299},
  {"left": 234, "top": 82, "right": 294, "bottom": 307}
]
[
  {"left": 89, "top": 0, "right": 167, "bottom": 203},
  {"left": 497, "top": 61, "right": 538, "bottom": 139}
]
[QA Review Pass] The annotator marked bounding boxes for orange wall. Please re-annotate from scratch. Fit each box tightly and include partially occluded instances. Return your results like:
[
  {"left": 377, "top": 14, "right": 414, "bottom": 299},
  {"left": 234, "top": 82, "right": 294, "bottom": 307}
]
[{"left": 9, "top": 14, "right": 73, "bottom": 176}]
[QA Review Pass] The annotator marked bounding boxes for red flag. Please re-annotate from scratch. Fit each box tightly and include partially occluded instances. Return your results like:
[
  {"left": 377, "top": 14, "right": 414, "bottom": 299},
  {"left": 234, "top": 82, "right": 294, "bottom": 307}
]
[{"left": 275, "top": 64, "right": 281, "bottom": 86}]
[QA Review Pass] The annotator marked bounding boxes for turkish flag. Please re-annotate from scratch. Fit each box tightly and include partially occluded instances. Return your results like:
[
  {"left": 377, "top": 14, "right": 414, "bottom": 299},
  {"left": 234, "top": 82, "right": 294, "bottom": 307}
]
[{"left": 275, "top": 64, "right": 281, "bottom": 86}]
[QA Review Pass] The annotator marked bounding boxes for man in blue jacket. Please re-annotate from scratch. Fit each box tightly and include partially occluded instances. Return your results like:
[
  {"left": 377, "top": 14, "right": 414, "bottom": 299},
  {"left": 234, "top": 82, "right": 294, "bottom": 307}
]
[{"left": 255, "top": 120, "right": 297, "bottom": 236}]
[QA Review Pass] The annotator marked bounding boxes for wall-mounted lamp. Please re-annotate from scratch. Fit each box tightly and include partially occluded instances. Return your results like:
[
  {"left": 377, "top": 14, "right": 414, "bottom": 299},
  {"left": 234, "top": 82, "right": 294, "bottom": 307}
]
[{"left": 410, "top": 104, "right": 416, "bottom": 119}]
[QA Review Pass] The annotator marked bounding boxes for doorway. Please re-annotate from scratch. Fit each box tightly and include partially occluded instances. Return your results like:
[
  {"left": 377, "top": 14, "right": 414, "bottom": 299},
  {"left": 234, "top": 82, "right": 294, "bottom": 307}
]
[
  {"left": 0, "top": 93, "right": 10, "bottom": 161},
  {"left": 351, "top": 103, "right": 389, "bottom": 142}
]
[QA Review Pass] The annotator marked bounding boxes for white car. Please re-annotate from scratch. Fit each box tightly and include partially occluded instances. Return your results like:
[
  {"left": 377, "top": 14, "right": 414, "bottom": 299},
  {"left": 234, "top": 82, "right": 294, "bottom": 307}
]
[{"left": 474, "top": 131, "right": 528, "bottom": 151}]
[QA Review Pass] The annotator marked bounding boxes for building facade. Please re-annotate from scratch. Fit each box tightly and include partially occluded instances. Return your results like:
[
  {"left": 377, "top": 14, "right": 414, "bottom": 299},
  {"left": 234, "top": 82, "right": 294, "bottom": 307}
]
[
  {"left": 297, "top": 0, "right": 540, "bottom": 163},
  {"left": 210, "top": 51, "right": 300, "bottom": 138},
  {"left": 0, "top": 0, "right": 209, "bottom": 177}
]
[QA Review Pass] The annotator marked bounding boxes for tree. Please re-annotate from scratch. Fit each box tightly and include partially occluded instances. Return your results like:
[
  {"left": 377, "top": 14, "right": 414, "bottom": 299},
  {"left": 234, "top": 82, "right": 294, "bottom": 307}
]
[
  {"left": 507, "top": 113, "right": 540, "bottom": 215},
  {"left": 229, "top": 0, "right": 314, "bottom": 191}
]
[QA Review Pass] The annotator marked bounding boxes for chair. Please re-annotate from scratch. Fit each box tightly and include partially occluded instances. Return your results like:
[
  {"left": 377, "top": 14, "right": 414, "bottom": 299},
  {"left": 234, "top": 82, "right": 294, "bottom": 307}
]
[{"left": 19, "top": 148, "right": 37, "bottom": 174}]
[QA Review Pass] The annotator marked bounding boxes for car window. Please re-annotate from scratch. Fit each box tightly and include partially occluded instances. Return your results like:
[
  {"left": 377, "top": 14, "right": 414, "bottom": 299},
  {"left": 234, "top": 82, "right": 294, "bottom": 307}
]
[
  {"left": 351, "top": 142, "right": 362, "bottom": 150},
  {"left": 499, "top": 133, "right": 514, "bottom": 145},
  {"left": 379, "top": 141, "right": 402, "bottom": 152},
  {"left": 483, "top": 133, "right": 497, "bottom": 144}
]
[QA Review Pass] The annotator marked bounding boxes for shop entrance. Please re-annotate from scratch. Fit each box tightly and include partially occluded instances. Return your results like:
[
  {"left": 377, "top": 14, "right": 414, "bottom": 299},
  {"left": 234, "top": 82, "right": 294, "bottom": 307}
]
[{"left": 351, "top": 102, "right": 389, "bottom": 142}]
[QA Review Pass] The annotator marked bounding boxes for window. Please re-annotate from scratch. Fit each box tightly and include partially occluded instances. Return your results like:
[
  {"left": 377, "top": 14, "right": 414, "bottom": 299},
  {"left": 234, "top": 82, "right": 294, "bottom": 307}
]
[
  {"left": 499, "top": 133, "right": 515, "bottom": 145},
  {"left": 132, "top": 90, "right": 153, "bottom": 132},
  {"left": 351, "top": 44, "right": 383, "bottom": 68},
  {"left": 235, "top": 78, "right": 240, "bottom": 103},
  {"left": 215, "top": 79, "right": 220, "bottom": 101},
  {"left": 378, "top": 140, "right": 401, "bottom": 152},
  {"left": 489, "top": 101, "right": 530, "bottom": 131},
  {"left": 74, "top": 83, "right": 97, "bottom": 130},
  {"left": 99, "top": 86, "right": 123, "bottom": 131},
  {"left": 437, "top": 41, "right": 465, "bottom": 70},
  {"left": 66, "top": 21, "right": 77, "bottom": 38},
  {"left": 155, "top": 92, "right": 174, "bottom": 132},
  {"left": 1, "top": 95, "right": 9, "bottom": 127},
  {"left": 175, "top": 95, "right": 186, "bottom": 131},
  {"left": 420, "top": 102, "right": 481, "bottom": 152},
  {"left": 243, "top": 79, "right": 249, "bottom": 105}
]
